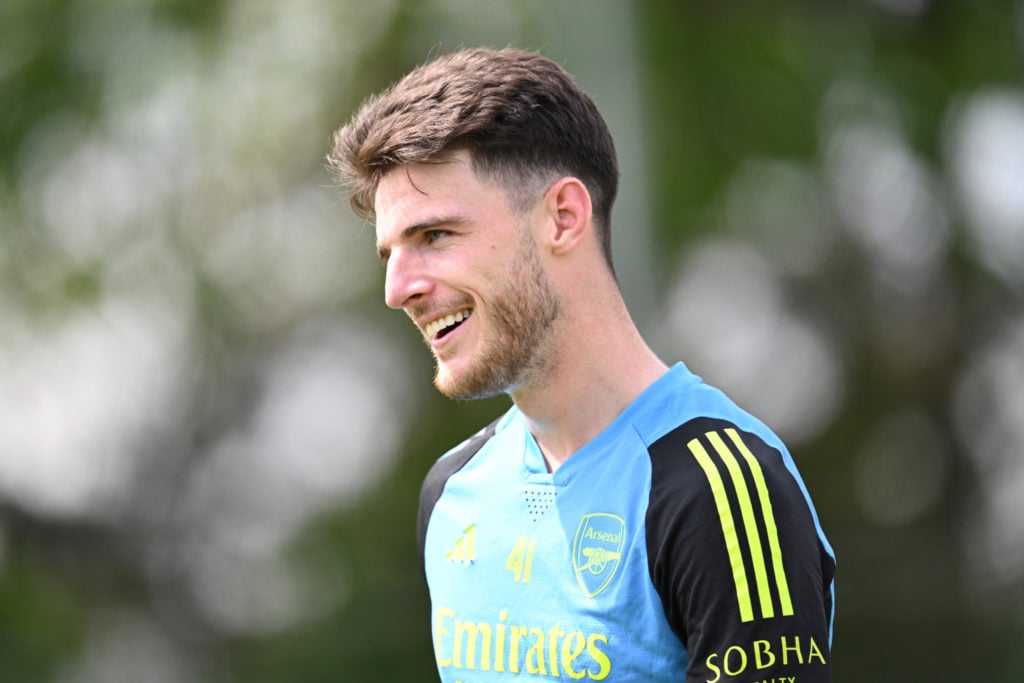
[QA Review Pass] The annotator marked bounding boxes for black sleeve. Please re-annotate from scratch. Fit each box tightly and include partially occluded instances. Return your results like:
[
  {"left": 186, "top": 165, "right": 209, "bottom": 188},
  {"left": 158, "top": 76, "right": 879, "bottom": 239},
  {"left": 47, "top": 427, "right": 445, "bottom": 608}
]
[
  {"left": 416, "top": 419, "right": 499, "bottom": 574},
  {"left": 646, "top": 418, "right": 835, "bottom": 682}
]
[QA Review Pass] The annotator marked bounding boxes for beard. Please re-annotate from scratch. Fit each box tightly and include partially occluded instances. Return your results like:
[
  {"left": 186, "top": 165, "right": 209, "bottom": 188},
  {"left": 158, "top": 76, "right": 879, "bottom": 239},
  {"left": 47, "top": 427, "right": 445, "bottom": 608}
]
[{"left": 433, "top": 233, "right": 561, "bottom": 400}]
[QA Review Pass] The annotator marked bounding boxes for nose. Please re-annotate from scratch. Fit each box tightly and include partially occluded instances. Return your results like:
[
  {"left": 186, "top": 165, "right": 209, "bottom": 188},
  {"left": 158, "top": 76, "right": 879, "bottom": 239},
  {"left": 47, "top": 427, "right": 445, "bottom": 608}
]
[{"left": 383, "top": 248, "right": 433, "bottom": 309}]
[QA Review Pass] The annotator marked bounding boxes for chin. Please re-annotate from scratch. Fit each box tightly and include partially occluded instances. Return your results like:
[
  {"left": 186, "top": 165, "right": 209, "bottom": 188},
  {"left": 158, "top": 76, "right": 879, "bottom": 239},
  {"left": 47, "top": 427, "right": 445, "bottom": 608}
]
[{"left": 433, "top": 359, "right": 508, "bottom": 401}]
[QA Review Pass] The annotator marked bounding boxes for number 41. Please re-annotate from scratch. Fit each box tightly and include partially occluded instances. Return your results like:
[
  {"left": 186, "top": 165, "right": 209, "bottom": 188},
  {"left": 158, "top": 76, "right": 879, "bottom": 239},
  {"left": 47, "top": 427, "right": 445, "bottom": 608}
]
[{"left": 506, "top": 536, "right": 537, "bottom": 583}]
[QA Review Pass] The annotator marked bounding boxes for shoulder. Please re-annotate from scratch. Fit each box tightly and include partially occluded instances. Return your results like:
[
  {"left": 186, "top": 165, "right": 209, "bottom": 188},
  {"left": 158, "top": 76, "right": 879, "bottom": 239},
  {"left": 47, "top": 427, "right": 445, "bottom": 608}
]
[
  {"left": 415, "top": 412, "right": 509, "bottom": 563},
  {"left": 647, "top": 416, "right": 797, "bottom": 500},
  {"left": 645, "top": 415, "right": 823, "bottom": 572},
  {"left": 644, "top": 415, "right": 835, "bottom": 677},
  {"left": 645, "top": 415, "right": 825, "bottom": 564}
]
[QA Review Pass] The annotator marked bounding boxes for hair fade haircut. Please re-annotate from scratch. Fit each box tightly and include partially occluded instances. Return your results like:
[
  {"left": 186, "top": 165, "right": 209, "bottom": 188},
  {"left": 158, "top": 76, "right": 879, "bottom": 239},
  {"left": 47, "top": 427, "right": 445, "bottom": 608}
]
[{"left": 328, "top": 47, "right": 620, "bottom": 271}]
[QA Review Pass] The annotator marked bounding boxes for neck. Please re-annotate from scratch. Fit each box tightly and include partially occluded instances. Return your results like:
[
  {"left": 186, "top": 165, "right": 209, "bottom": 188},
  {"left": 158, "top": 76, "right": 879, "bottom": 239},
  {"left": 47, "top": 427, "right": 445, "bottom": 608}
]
[{"left": 510, "top": 293, "right": 667, "bottom": 472}]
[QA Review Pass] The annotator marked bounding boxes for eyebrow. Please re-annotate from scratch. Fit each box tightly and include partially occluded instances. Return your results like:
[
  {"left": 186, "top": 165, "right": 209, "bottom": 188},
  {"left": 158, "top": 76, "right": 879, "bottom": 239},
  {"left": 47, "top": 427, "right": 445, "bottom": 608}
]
[{"left": 376, "top": 216, "right": 465, "bottom": 264}]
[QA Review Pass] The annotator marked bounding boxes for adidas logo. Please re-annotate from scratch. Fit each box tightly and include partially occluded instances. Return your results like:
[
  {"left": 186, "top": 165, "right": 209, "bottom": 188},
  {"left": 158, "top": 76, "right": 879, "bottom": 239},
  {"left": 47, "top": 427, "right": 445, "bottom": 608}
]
[{"left": 445, "top": 524, "right": 476, "bottom": 564}]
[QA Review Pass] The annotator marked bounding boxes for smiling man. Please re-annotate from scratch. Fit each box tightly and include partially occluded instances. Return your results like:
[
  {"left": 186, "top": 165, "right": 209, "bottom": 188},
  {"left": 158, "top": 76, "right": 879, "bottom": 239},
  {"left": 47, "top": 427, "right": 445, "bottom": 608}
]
[
  {"left": 329, "top": 47, "right": 836, "bottom": 682},
  {"left": 374, "top": 153, "right": 563, "bottom": 402}
]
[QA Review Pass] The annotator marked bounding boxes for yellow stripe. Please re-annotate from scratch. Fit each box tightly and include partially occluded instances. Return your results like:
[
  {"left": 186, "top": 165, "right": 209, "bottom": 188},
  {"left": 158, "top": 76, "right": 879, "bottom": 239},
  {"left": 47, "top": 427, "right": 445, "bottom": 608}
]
[
  {"left": 726, "top": 428, "right": 794, "bottom": 617},
  {"left": 707, "top": 431, "right": 775, "bottom": 619},
  {"left": 687, "top": 438, "right": 753, "bottom": 623}
]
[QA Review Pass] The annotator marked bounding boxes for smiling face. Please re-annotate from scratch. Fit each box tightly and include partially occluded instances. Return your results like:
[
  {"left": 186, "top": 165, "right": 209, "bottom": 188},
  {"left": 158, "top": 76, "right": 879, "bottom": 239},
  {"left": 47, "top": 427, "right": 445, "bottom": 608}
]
[{"left": 375, "top": 153, "right": 561, "bottom": 399}]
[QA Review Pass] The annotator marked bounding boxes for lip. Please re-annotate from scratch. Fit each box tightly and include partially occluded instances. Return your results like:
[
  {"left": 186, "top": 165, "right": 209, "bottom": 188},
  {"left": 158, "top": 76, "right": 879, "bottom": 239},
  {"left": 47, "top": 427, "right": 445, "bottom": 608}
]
[{"left": 421, "top": 308, "right": 473, "bottom": 349}]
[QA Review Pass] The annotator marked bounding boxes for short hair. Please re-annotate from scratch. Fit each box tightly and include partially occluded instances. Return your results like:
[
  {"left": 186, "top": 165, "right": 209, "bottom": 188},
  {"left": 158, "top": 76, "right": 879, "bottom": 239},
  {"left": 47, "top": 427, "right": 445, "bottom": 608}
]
[{"left": 328, "top": 47, "right": 619, "bottom": 271}]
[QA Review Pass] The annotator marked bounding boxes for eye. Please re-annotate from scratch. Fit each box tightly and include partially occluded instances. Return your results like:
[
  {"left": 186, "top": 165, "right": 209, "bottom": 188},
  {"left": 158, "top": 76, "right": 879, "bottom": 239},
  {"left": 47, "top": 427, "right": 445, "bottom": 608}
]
[{"left": 424, "top": 229, "right": 449, "bottom": 243}]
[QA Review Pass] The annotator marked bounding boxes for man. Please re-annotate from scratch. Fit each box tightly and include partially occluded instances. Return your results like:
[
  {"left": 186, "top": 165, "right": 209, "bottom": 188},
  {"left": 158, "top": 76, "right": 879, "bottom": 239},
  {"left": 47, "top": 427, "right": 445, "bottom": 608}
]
[{"left": 329, "top": 47, "right": 835, "bottom": 682}]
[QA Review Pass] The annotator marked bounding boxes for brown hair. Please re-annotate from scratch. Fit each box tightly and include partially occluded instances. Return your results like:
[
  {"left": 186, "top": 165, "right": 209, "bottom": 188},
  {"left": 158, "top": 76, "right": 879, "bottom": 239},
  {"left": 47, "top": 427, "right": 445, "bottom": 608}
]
[{"left": 328, "top": 47, "right": 619, "bottom": 270}]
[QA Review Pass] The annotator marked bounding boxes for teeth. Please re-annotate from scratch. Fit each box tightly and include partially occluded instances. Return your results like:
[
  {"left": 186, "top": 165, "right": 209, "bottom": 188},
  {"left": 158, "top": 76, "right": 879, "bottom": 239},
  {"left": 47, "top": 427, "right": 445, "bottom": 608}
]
[{"left": 425, "top": 310, "right": 471, "bottom": 338}]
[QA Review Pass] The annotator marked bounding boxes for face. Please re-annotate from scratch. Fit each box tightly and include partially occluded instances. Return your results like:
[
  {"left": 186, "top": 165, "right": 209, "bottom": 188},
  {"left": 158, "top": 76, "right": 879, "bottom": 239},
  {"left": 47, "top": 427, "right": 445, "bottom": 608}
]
[{"left": 374, "top": 154, "right": 560, "bottom": 399}]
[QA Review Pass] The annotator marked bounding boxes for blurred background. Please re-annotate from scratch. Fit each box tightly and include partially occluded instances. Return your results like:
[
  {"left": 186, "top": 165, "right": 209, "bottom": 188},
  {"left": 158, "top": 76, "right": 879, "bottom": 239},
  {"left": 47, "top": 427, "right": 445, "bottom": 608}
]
[{"left": 1, "top": 0, "right": 1022, "bottom": 680}]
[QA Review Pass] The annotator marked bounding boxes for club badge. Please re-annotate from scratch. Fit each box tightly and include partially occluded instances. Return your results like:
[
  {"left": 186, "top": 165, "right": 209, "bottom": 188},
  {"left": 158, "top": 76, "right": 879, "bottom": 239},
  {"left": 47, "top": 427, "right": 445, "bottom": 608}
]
[{"left": 572, "top": 513, "right": 626, "bottom": 598}]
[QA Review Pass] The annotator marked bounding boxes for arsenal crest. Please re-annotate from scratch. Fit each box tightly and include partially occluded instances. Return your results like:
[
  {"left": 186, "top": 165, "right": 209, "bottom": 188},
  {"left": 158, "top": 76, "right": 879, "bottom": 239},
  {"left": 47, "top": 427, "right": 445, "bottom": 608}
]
[{"left": 572, "top": 513, "right": 626, "bottom": 598}]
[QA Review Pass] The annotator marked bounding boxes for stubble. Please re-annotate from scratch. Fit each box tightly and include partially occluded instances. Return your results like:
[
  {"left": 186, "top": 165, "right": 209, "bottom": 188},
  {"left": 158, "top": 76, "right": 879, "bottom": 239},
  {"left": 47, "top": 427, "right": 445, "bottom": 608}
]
[{"left": 434, "top": 230, "right": 560, "bottom": 400}]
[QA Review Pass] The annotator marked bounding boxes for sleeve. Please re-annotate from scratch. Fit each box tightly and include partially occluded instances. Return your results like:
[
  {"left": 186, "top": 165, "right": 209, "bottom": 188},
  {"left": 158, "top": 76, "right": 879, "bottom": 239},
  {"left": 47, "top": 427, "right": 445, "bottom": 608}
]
[{"left": 646, "top": 418, "right": 835, "bottom": 682}]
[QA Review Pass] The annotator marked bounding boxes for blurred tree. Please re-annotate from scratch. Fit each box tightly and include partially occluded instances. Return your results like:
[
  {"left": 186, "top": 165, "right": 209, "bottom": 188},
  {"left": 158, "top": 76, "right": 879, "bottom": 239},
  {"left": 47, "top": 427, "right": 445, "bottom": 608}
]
[{"left": 639, "top": 2, "right": 1024, "bottom": 682}]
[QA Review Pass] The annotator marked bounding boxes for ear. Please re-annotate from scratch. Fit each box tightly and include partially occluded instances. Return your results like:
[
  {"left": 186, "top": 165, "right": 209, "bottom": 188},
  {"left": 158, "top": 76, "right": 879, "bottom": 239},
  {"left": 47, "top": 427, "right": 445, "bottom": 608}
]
[{"left": 542, "top": 177, "right": 593, "bottom": 256}]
